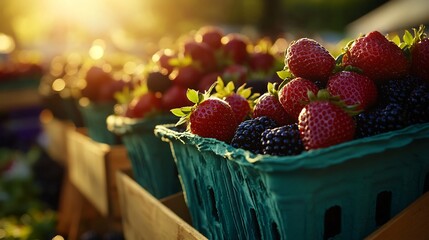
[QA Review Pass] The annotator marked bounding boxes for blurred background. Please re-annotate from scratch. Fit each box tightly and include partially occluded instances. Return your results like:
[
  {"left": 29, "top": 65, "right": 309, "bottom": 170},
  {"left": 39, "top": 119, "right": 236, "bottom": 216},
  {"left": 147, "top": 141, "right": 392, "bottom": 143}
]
[
  {"left": 0, "top": 0, "right": 428, "bottom": 239},
  {"left": 1, "top": 0, "right": 428, "bottom": 63}
]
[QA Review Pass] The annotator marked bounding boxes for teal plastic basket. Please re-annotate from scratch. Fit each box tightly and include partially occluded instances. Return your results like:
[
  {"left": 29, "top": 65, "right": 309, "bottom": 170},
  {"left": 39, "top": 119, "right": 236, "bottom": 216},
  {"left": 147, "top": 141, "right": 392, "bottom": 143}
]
[
  {"left": 79, "top": 102, "right": 120, "bottom": 145},
  {"left": 108, "top": 114, "right": 182, "bottom": 199},
  {"left": 155, "top": 123, "right": 429, "bottom": 240}
]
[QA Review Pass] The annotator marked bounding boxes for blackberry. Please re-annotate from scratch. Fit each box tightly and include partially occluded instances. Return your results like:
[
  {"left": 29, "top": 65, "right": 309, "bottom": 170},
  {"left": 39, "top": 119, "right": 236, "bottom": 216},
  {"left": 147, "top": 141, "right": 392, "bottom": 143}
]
[
  {"left": 146, "top": 71, "right": 172, "bottom": 93},
  {"left": 314, "top": 80, "right": 327, "bottom": 89},
  {"left": 407, "top": 84, "right": 429, "bottom": 124},
  {"left": 231, "top": 116, "right": 277, "bottom": 154},
  {"left": 378, "top": 75, "right": 423, "bottom": 106},
  {"left": 354, "top": 110, "right": 381, "bottom": 139},
  {"left": 261, "top": 124, "right": 304, "bottom": 156},
  {"left": 377, "top": 103, "right": 409, "bottom": 133}
]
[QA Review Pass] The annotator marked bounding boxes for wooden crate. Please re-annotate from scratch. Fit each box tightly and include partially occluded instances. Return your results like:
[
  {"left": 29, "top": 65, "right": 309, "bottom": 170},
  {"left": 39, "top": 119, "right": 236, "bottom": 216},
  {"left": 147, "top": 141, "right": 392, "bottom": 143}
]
[
  {"left": 68, "top": 128, "right": 131, "bottom": 218},
  {"left": 116, "top": 170, "right": 207, "bottom": 240},
  {"left": 365, "top": 191, "right": 429, "bottom": 239},
  {"left": 40, "top": 109, "right": 74, "bottom": 165}
]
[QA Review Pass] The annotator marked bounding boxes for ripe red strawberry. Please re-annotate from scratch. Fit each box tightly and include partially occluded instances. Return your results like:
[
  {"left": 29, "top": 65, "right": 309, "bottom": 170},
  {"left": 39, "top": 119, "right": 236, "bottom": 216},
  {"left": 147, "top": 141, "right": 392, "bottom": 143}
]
[
  {"left": 170, "top": 65, "right": 202, "bottom": 88},
  {"left": 253, "top": 82, "right": 293, "bottom": 125},
  {"left": 152, "top": 49, "right": 176, "bottom": 74},
  {"left": 172, "top": 86, "right": 238, "bottom": 143},
  {"left": 343, "top": 31, "right": 409, "bottom": 82},
  {"left": 411, "top": 38, "right": 429, "bottom": 82},
  {"left": 126, "top": 92, "right": 162, "bottom": 118},
  {"left": 197, "top": 72, "right": 220, "bottom": 92},
  {"left": 195, "top": 26, "right": 224, "bottom": 50},
  {"left": 214, "top": 78, "right": 259, "bottom": 124},
  {"left": 183, "top": 41, "right": 217, "bottom": 72},
  {"left": 189, "top": 98, "right": 237, "bottom": 142},
  {"left": 222, "top": 64, "right": 248, "bottom": 86},
  {"left": 249, "top": 52, "right": 275, "bottom": 73},
  {"left": 298, "top": 90, "right": 356, "bottom": 150},
  {"left": 222, "top": 34, "right": 249, "bottom": 65},
  {"left": 285, "top": 38, "right": 335, "bottom": 81},
  {"left": 278, "top": 77, "right": 319, "bottom": 121},
  {"left": 327, "top": 71, "right": 378, "bottom": 110},
  {"left": 161, "top": 84, "right": 192, "bottom": 110}
]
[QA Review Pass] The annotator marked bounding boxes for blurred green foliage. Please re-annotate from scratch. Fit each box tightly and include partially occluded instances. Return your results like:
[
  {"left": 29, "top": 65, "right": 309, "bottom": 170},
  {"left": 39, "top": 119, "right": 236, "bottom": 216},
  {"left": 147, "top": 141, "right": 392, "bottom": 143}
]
[{"left": 0, "top": 148, "right": 57, "bottom": 240}]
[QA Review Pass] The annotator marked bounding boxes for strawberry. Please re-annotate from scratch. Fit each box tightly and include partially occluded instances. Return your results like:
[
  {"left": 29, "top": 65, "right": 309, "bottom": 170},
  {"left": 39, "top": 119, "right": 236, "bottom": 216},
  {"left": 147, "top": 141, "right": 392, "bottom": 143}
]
[
  {"left": 221, "top": 34, "right": 249, "bottom": 65},
  {"left": 161, "top": 84, "right": 192, "bottom": 110},
  {"left": 342, "top": 31, "right": 409, "bottom": 82},
  {"left": 195, "top": 26, "right": 224, "bottom": 50},
  {"left": 152, "top": 49, "right": 176, "bottom": 74},
  {"left": 278, "top": 77, "right": 319, "bottom": 121},
  {"left": 298, "top": 90, "right": 357, "bottom": 150},
  {"left": 327, "top": 71, "right": 378, "bottom": 110},
  {"left": 411, "top": 32, "right": 429, "bottom": 82},
  {"left": 172, "top": 85, "right": 238, "bottom": 143},
  {"left": 197, "top": 72, "right": 220, "bottom": 92},
  {"left": 183, "top": 41, "right": 217, "bottom": 73},
  {"left": 126, "top": 92, "right": 162, "bottom": 118},
  {"left": 253, "top": 82, "right": 294, "bottom": 125},
  {"left": 222, "top": 64, "right": 248, "bottom": 86},
  {"left": 214, "top": 78, "right": 259, "bottom": 124},
  {"left": 285, "top": 38, "right": 335, "bottom": 81},
  {"left": 249, "top": 52, "right": 275, "bottom": 73},
  {"left": 169, "top": 65, "right": 202, "bottom": 88}
]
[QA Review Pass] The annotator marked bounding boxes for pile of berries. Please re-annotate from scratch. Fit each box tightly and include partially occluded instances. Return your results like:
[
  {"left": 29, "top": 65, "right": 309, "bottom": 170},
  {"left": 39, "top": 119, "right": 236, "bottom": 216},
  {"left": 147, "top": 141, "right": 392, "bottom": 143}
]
[
  {"left": 122, "top": 26, "right": 284, "bottom": 119},
  {"left": 172, "top": 25, "right": 429, "bottom": 156}
]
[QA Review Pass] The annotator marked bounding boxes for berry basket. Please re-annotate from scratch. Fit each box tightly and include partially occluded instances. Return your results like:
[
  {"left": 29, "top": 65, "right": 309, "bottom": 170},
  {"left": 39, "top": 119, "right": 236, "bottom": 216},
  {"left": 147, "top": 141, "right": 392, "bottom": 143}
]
[
  {"left": 79, "top": 101, "right": 120, "bottom": 145},
  {"left": 108, "top": 114, "right": 182, "bottom": 199},
  {"left": 154, "top": 123, "right": 429, "bottom": 240}
]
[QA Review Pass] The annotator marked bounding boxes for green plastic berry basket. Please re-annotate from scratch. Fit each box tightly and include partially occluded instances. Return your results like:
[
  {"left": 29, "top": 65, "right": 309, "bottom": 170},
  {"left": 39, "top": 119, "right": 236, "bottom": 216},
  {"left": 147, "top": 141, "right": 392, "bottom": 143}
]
[
  {"left": 154, "top": 123, "right": 429, "bottom": 240},
  {"left": 108, "top": 114, "right": 182, "bottom": 199},
  {"left": 79, "top": 101, "right": 120, "bottom": 145}
]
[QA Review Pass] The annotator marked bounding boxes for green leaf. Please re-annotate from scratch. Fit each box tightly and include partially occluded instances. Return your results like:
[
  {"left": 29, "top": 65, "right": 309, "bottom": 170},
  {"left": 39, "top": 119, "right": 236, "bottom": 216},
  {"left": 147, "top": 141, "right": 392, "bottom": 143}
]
[
  {"left": 186, "top": 89, "right": 199, "bottom": 104},
  {"left": 241, "top": 88, "right": 251, "bottom": 99},
  {"left": 267, "top": 82, "right": 274, "bottom": 93},
  {"left": 171, "top": 108, "right": 186, "bottom": 117},
  {"left": 403, "top": 30, "right": 413, "bottom": 46},
  {"left": 391, "top": 35, "right": 401, "bottom": 46},
  {"left": 168, "top": 58, "right": 181, "bottom": 67},
  {"left": 180, "top": 106, "right": 193, "bottom": 113},
  {"left": 277, "top": 69, "right": 293, "bottom": 80},
  {"left": 226, "top": 81, "right": 235, "bottom": 92}
]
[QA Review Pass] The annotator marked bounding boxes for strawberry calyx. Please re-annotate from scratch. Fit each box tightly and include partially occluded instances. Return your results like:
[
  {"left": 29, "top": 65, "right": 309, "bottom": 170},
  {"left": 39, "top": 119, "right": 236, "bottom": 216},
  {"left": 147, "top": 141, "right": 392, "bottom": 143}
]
[
  {"left": 307, "top": 89, "right": 362, "bottom": 116},
  {"left": 168, "top": 54, "right": 204, "bottom": 72},
  {"left": 276, "top": 67, "right": 294, "bottom": 81},
  {"left": 392, "top": 24, "right": 427, "bottom": 60},
  {"left": 335, "top": 39, "right": 363, "bottom": 74},
  {"left": 171, "top": 82, "right": 216, "bottom": 127},
  {"left": 214, "top": 77, "right": 260, "bottom": 108}
]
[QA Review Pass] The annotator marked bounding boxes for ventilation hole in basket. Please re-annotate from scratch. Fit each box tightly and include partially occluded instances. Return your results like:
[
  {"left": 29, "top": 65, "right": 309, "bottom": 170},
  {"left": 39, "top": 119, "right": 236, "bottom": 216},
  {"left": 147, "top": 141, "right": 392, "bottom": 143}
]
[
  {"left": 193, "top": 179, "right": 202, "bottom": 207},
  {"left": 208, "top": 187, "right": 219, "bottom": 221},
  {"left": 423, "top": 173, "right": 429, "bottom": 194},
  {"left": 323, "top": 205, "right": 341, "bottom": 240},
  {"left": 250, "top": 208, "right": 262, "bottom": 239},
  {"left": 271, "top": 221, "right": 281, "bottom": 240},
  {"left": 375, "top": 191, "right": 392, "bottom": 226}
]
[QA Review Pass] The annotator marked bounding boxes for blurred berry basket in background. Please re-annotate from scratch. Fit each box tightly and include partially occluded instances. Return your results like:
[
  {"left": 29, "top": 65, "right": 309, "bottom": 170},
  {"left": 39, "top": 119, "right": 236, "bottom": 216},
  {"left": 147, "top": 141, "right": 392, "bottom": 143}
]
[
  {"left": 108, "top": 114, "right": 182, "bottom": 199},
  {"left": 155, "top": 123, "right": 429, "bottom": 240},
  {"left": 79, "top": 101, "right": 120, "bottom": 145}
]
